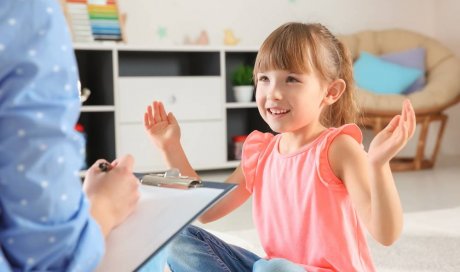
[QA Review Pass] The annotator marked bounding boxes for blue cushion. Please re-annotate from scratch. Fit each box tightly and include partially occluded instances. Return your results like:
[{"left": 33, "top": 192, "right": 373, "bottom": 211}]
[
  {"left": 354, "top": 52, "right": 423, "bottom": 94},
  {"left": 380, "top": 47, "right": 426, "bottom": 94}
]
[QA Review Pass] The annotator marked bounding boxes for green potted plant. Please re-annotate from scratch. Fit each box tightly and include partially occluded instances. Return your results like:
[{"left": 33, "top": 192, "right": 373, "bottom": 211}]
[{"left": 231, "top": 64, "right": 254, "bottom": 102}]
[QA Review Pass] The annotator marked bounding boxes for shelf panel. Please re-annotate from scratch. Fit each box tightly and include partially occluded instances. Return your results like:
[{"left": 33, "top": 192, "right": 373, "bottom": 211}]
[
  {"left": 74, "top": 43, "right": 116, "bottom": 50},
  {"left": 133, "top": 161, "right": 240, "bottom": 173},
  {"left": 81, "top": 105, "right": 115, "bottom": 112},
  {"left": 74, "top": 43, "right": 258, "bottom": 52},
  {"left": 118, "top": 77, "right": 222, "bottom": 123},
  {"left": 224, "top": 160, "right": 242, "bottom": 168},
  {"left": 79, "top": 170, "right": 87, "bottom": 179},
  {"left": 226, "top": 102, "right": 257, "bottom": 109}
]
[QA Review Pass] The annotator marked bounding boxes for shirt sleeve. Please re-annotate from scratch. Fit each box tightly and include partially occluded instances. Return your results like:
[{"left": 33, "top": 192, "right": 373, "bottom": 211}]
[
  {"left": 0, "top": 1, "right": 104, "bottom": 271},
  {"left": 241, "top": 130, "right": 274, "bottom": 193}
]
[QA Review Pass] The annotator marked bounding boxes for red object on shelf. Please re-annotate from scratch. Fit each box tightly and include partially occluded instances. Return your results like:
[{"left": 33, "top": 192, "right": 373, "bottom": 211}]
[
  {"left": 75, "top": 123, "right": 85, "bottom": 133},
  {"left": 232, "top": 135, "right": 247, "bottom": 143},
  {"left": 232, "top": 135, "right": 248, "bottom": 160},
  {"left": 74, "top": 123, "right": 88, "bottom": 169}
]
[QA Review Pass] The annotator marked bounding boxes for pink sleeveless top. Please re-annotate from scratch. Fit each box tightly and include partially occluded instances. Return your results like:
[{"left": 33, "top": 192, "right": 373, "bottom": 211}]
[{"left": 241, "top": 124, "right": 376, "bottom": 272}]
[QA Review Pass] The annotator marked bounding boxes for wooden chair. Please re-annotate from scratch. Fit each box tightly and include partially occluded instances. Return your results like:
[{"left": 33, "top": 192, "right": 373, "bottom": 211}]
[
  {"left": 361, "top": 97, "right": 459, "bottom": 171},
  {"left": 339, "top": 29, "right": 460, "bottom": 171}
]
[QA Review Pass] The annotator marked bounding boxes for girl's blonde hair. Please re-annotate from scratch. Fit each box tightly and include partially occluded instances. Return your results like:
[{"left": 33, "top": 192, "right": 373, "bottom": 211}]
[{"left": 253, "top": 22, "right": 359, "bottom": 127}]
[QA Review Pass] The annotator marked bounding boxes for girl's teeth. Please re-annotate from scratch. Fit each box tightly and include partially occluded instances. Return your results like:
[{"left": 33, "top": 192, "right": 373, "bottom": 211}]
[{"left": 270, "top": 109, "right": 289, "bottom": 115}]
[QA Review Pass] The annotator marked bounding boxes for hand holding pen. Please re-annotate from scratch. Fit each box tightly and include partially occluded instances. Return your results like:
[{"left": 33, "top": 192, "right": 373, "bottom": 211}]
[
  {"left": 83, "top": 155, "right": 140, "bottom": 238},
  {"left": 99, "top": 161, "right": 113, "bottom": 172}
]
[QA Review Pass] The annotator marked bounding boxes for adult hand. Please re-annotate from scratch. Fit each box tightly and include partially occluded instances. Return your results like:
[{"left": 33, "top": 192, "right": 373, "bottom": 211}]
[
  {"left": 368, "top": 99, "right": 416, "bottom": 167},
  {"left": 83, "top": 155, "right": 140, "bottom": 238},
  {"left": 144, "top": 100, "right": 181, "bottom": 150}
]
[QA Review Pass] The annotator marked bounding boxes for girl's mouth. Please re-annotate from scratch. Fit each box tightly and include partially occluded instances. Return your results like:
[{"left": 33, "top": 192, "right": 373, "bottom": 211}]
[{"left": 268, "top": 108, "right": 291, "bottom": 116}]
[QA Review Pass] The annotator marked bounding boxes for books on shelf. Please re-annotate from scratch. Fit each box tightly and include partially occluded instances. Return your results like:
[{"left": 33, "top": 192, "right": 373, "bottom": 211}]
[{"left": 62, "top": 0, "right": 125, "bottom": 43}]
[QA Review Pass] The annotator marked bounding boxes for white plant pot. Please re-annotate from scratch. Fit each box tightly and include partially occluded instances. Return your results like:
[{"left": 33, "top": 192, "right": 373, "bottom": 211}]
[{"left": 233, "top": 86, "right": 254, "bottom": 102}]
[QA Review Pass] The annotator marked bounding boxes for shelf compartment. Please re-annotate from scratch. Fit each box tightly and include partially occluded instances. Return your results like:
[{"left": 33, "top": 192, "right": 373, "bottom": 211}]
[
  {"left": 226, "top": 108, "right": 272, "bottom": 160},
  {"left": 77, "top": 112, "right": 116, "bottom": 168},
  {"left": 118, "top": 51, "right": 220, "bottom": 77},
  {"left": 75, "top": 49, "right": 114, "bottom": 106},
  {"left": 225, "top": 52, "right": 257, "bottom": 102}
]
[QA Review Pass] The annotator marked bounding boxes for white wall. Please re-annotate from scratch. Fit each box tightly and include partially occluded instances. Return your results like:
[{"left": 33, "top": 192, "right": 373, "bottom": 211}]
[
  {"left": 119, "top": 0, "right": 436, "bottom": 46},
  {"left": 118, "top": 0, "right": 460, "bottom": 156},
  {"left": 434, "top": 0, "right": 460, "bottom": 56},
  {"left": 433, "top": 0, "right": 460, "bottom": 156}
]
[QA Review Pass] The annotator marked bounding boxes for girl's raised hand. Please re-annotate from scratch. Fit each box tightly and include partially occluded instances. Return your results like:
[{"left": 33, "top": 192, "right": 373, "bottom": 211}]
[
  {"left": 144, "top": 101, "right": 181, "bottom": 150},
  {"left": 368, "top": 99, "right": 416, "bottom": 167}
]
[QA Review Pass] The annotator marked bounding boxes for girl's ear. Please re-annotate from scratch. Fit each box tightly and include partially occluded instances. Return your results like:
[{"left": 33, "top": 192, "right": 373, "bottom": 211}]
[{"left": 323, "top": 79, "right": 346, "bottom": 105}]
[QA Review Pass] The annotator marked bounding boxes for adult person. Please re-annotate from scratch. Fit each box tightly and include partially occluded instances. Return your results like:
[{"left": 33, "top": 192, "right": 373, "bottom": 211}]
[{"left": 0, "top": 1, "right": 139, "bottom": 270}]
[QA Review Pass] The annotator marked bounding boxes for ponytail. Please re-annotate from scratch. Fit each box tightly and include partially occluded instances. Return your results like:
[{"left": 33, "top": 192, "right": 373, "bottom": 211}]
[{"left": 320, "top": 39, "right": 360, "bottom": 127}]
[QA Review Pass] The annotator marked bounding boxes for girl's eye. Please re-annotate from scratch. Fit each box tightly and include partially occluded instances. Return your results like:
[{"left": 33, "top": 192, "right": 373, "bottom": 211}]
[
  {"left": 286, "top": 76, "right": 299, "bottom": 83},
  {"left": 258, "top": 75, "right": 269, "bottom": 82}
]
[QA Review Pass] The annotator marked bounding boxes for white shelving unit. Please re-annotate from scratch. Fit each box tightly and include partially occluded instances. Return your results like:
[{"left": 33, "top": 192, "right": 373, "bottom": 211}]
[
  {"left": 80, "top": 105, "right": 115, "bottom": 112},
  {"left": 74, "top": 44, "right": 269, "bottom": 173},
  {"left": 226, "top": 102, "right": 257, "bottom": 109}
]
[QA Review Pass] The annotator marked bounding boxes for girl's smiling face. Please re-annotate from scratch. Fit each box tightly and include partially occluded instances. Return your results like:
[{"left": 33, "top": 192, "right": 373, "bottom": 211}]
[{"left": 255, "top": 69, "right": 327, "bottom": 134}]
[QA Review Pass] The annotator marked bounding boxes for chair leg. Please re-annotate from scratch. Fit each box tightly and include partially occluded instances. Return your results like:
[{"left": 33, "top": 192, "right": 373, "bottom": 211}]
[
  {"left": 414, "top": 116, "right": 430, "bottom": 170},
  {"left": 372, "top": 117, "right": 383, "bottom": 135},
  {"left": 363, "top": 112, "right": 447, "bottom": 171},
  {"left": 427, "top": 113, "right": 448, "bottom": 168}
]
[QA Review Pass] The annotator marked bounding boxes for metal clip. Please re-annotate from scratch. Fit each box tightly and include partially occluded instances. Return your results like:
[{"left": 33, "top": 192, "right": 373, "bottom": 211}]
[{"left": 141, "top": 168, "right": 202, "bottom": 189}]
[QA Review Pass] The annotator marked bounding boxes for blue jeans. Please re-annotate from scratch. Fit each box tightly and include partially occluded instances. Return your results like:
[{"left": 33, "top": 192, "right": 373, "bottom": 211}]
[
  {"left": 139, "top": 246, "right": 168, "bottom": 272},
  {"left": 166, "top": 225, "right": 305, "bottom": 272}
]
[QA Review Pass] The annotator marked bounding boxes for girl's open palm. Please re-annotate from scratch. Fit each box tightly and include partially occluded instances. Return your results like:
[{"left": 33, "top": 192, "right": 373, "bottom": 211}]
[
  {"left": 144, "top": 101, "right": 181, "bottom": 149},
  {"left": 368, "top": 99, "right": 416, "bottom": 166}
]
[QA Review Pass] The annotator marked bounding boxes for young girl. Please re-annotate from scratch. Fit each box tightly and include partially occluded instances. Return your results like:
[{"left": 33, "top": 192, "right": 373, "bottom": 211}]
[{"left": 144, "top": 22, "right": 416, "bottom": 272}]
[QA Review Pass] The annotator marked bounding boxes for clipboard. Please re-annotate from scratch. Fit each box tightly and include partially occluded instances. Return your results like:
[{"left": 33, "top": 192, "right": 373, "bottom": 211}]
[{"left": 95, "top": 170, "right": 236, "bottom": 272}]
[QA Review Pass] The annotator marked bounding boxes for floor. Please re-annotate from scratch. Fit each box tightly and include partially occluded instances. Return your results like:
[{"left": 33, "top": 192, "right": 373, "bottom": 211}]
[{"left": 193, "top": 154, "right": 460, "bottom": 270}]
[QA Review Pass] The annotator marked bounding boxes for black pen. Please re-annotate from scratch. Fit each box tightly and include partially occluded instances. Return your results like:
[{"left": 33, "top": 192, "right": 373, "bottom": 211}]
[{"left": 99, "top": 162, "right": 113, "bottom": 172}]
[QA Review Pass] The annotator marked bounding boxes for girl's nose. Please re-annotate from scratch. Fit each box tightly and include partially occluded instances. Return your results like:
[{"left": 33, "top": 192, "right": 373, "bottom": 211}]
[{"left": 266, "top": 85, "right": 282, "bottom": 101}]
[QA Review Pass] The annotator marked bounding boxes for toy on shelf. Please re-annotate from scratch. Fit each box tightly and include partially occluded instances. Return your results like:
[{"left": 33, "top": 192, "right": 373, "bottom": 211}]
[
  {"left": 224, "top": 29, "right": 240, "bottom": 46},
  {"left": 61, "top": 0, "right": 126, "bottom": 43},
  {"left": 184, "top": 30, "right": 209, "bottom": 45}
]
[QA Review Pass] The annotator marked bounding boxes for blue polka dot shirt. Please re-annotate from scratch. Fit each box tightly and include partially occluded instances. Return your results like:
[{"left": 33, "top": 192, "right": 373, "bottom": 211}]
[{"left": 0, "top": 1, "right": 104, "bottom": 271}]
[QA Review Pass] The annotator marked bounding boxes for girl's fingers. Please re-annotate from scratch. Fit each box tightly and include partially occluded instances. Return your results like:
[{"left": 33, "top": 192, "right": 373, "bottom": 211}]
[
  {"left": 406, "top": 101, "right": 416, "bottom": 139},
  {"left": 396, "top": 102, "right": 408, "bottom": 137},
  {"left": 386, "top": 115, "right": 401, "bottom": 133},
  {"left": 400, "top": 100, "right": 407, "bottom": 123},
  {"left": 159, "top": 102, "right": 168, "bottom": 122},
  {"left": 145, "top": 101, "right": 172, "bottom": 128},
  {"left": 147, "top": 103, "right": 155, "bottom": 125},
  {"left": 167, "top": 112, "right": 178, "bottom": 125},
  {"left": 153, "top": 101, "right": 161, "bottom": 123},
  {"left": 399, "top": 122, "right": 408, "bottom": 144},
  {"left": 144, "top": 112, "right": 150, "bottom": 128}
]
